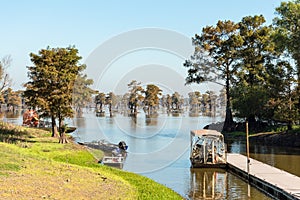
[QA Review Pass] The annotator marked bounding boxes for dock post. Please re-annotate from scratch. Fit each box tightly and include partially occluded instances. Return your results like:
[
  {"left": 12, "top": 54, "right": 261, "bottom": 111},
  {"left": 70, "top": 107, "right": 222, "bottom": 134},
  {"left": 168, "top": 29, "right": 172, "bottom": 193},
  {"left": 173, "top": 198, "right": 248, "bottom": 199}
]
[{"left": 246, "top": 120, "right": 250, "bottom": 197}]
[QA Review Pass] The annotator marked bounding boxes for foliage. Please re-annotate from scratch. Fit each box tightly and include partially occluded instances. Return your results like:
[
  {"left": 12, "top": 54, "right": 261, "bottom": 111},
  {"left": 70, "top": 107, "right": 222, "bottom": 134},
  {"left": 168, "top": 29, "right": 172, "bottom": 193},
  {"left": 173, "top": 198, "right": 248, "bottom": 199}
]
[
  {"left": 231, "top": 15, "right": 277, "bottom": 123},
  {"left": 171, "top": 92, "right": 183, "bottom": 110},
  {"left": 72, "top": 73, "right": 95, "bottom": 114},
  {"left": 184, "top": 20, "right": 241, "bottom": 131},
  {"left": 94, "top": 92, "right": 106, "bottom": 112},
  {"left": 188, "top": 91, "right": 201, "bottom": 112},
  {"left": 2, "top": 88, "right": 22, "bottom": 110},
  {"left": 24, "top": 46, "right": 86, "bottom": 142},
  {"left": 127, "top": 80, "right": 144, "bottom": 116},
  {"left": 106, "top": 92, "right": 117, "bottom": 117},
  {"left": 274, "top": 0, "right": 300, "bottom": 122},
  {"left": 143, "top": 84, "right": 162, "bottom": 115}
]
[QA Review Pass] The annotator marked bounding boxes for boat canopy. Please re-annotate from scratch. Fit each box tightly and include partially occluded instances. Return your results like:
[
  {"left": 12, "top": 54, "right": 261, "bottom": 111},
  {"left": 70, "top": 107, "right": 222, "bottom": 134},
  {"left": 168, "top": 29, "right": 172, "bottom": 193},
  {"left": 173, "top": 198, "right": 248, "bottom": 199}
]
[{"left": 191, "top": 129, "right": 223, "bottom": 138}]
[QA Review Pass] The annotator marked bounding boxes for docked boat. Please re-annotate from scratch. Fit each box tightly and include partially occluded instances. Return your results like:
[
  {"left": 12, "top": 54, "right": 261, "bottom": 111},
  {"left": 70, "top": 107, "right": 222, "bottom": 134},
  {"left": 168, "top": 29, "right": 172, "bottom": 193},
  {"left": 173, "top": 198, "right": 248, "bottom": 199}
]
[
  {"left": 102, "top": 156, "right": 125, "bottom": 168},
  {"left": 79, "top": 140, "right": 128, "bottom": 169},
  {"left": 190, "top": 129, "right": 227, "bottom": 168}
]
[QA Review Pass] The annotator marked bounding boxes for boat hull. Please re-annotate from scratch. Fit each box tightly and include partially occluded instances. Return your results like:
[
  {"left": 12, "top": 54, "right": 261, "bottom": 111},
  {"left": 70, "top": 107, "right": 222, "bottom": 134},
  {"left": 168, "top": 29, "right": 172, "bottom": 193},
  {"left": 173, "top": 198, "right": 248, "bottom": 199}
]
[{"left": 191, "top": 162, "right": 227, "bottom": 169}]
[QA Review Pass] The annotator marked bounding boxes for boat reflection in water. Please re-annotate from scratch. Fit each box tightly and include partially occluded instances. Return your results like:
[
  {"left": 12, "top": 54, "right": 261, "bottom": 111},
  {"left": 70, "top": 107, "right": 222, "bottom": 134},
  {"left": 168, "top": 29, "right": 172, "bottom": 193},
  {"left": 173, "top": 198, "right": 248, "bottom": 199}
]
[{"left": 189, "top": 168, "right": 227, "bottom": 199}]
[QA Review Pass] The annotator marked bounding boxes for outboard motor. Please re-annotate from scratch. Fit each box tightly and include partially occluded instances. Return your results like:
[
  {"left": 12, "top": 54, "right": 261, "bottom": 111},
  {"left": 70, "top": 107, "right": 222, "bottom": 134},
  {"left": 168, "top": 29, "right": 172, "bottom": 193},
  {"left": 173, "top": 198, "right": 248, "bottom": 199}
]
[{"left": 118, "top": 141, "right": 128, "bottom": 150}]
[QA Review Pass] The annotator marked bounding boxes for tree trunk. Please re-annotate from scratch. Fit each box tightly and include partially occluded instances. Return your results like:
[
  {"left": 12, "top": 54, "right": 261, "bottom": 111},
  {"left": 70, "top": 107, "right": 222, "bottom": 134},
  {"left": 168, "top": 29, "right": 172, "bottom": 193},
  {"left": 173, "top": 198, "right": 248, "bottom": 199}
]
[
  {"left": 222, "top": 70, "right": 234, "bottom": 132},
  {"left": 58, "top": 116, "right": 68, "bottom": 144},
  {"left": 287, "top": 120, "right": 293, "bottom": 131},
  {"left": 109, "top": 103, "right": 112, "bottom": 117},
  {"left": 51, "top": 115, "right": 58, "bottom": 137}
]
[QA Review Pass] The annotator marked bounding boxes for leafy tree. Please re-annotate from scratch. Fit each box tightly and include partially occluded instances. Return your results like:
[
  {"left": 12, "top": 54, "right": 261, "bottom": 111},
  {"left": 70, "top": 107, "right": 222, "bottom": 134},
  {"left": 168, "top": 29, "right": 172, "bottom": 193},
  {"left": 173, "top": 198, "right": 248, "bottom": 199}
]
[
  {"left": 201, "top": 91, "right": 218, "bottom": 117},
  {"left": 232, "top": 15, "right": 277, "bottom": 124},
  {"left": 128, "top": 80, "right": 144, "bottom": 116},
  {"left": 188, "top": 91, "right": 201, "bottom": 113},
  {"left": 166, "top": 94, "right": 172, "bottom": 112},
  {"left": 95, "top": 92, "right": 106, "bottom": 112},
  {"left": 106, "top": 92, "right": 117, "bottom": 117},
  {"left": 266, "top": 60, "right": 298, "bottom": 130},
  {"left": 274, "top": 0, "right": 300, "bottom": 114},
  {"left": 3, "top": 88, "right": 22, "bottom": 112},
  {"left": 218, "top": 88, "right": 227, "bottom": 117},
  {"left": 72, "top": 74, "right": 95, "bottom": 115},
  {"left": 171, "top": 92, "right": 182, "bottom": 110},
  {"left": 184, "top": 20, "right": 242, "bottom": 131},
  {"left": 143, "top": 84, "right": 162, "bottom": 115},
  {"left": 24, "top": 46, "right": 85, "bottom": 143}
]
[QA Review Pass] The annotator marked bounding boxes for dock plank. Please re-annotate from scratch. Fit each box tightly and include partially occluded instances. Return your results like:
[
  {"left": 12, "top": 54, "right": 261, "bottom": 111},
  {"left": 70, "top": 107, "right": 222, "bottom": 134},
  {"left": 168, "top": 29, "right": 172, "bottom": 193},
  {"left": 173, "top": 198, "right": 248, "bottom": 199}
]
[{"left": 227, "top": 153, "right": 300, "bottom": 199}]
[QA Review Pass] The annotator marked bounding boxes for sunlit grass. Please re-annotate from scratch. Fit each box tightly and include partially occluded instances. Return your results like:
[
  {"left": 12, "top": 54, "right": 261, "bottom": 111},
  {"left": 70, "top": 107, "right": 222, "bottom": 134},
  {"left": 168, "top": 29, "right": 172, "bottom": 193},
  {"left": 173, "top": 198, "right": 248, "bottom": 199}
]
[{"left": 0, "top": 122, "right": 182, "bottom": 199}]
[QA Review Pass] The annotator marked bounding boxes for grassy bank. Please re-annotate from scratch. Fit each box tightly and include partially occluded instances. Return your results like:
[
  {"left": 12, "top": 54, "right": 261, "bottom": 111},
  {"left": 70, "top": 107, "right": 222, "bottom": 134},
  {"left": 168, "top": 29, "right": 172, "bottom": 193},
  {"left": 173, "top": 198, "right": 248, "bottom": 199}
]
[{"left": 0, "top": 122, "right": 182, "bottom": 199}]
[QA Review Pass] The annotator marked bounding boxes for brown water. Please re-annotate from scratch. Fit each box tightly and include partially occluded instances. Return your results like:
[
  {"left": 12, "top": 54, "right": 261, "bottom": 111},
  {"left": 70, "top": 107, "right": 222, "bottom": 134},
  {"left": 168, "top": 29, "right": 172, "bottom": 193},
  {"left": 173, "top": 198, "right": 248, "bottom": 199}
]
[{"left": 4, "top": 110, "right": 299, "bottom": 199}]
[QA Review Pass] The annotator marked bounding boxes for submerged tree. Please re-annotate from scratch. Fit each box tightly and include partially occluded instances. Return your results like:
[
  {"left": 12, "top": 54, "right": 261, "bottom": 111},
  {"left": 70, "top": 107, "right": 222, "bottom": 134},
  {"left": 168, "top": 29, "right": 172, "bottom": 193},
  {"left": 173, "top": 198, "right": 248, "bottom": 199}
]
[
  {"left": 188, "top": 91, "right": 201, "bottom": 113},
  {"left": 3, "top": 88, "right": 22, "bottom": 112},
  {"left": 24, "top": 46, "right": 86, "bottom": 143},
  {"left": 106, "top": 92, "right": 117, "bottom": 117},
  {"left": 73, "top": 74, "right": 95, "bottom": 115},
  {"left": 143, "top": 84, "right": 162, "bottom": 115},
  {"left": 128, "top": 80, "right": 144, "bottom": 117},
  {"left": 95, "top": 92, "right": 106, "bottom": 113}
]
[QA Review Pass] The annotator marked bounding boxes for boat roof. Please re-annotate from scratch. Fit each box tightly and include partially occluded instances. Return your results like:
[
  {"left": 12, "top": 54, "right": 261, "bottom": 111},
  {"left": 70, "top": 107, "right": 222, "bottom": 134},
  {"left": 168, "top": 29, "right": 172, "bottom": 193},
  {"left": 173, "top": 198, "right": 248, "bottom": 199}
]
[{"left": 191, "top": 129, "right": 223, "bottom": 137}]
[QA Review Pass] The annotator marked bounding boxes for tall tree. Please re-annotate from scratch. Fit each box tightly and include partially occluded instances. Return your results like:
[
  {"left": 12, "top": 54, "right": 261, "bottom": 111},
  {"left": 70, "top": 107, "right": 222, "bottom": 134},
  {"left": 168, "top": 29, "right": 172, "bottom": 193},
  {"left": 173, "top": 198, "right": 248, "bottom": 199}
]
[
  {"left": 106, "top": 92, "right": 117, "bottom": 117},
  {"left": 266, "top": 60, "right": 298, "bottom": 130},
  {"left": 143, "top": 84, "right": 162, "bottom": 115},
  {"left": 3, "top": 88, "right": 22, "bottom": 112},
  {"left": 128, "top": 80, "right": 144, "bottom": 116},
  {"left": 166, "top": 94, "right": 172, "bottom": 112},
  {"left": 95, "top": 92, "right": 106, "bottom": 112},
  {"left": 72, "top": 74, "right": 95, "bottom": 115},
  {"left": 274, "top": 0, "right": 300, "bottom": 115},
  {"left": 0, "top": 56, "right": 12, "bottom": 106},
  {"left": 188, "top": 91, "right": 201, "bottom": 113},
  {"left": 232, "top": 15, "right": 277, "bottom": 124},
  {"left": 171, "top": 92, "right": 182, "bottom": 110},
  {"left": 24, "top": 46, "right": 85, "bottom": 143},
  {"left": 184, "top": 20, "right": 242, "bottom": 131}
]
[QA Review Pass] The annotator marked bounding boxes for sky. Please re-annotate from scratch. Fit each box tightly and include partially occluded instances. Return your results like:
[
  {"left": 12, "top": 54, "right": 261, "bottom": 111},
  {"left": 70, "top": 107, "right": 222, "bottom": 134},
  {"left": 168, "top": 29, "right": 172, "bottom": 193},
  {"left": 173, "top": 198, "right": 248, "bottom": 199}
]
[{"left": 0, "top": 0, "right": 283, "bottom": 95}]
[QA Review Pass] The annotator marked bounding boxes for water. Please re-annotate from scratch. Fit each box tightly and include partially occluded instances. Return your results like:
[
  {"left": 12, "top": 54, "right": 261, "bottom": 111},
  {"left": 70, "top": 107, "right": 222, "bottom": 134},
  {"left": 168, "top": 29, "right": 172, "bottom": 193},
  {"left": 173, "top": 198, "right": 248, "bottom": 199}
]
[
  {"left": 5, "top": 110, "right": 299, "bottom": 199},
  {"left": 70, "top": 111, "right": 273, "bottom": 199}
]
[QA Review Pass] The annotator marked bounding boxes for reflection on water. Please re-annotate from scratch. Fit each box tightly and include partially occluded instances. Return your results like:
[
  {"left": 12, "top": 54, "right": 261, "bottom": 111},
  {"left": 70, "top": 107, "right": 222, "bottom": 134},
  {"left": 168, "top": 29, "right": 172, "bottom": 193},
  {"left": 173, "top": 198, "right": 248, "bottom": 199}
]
[
  {"left": 188, "top": 169, "right": 270, "bottom": 200},
  {"left": 189, "top": 169, "right": 227, "bottom": 199}
]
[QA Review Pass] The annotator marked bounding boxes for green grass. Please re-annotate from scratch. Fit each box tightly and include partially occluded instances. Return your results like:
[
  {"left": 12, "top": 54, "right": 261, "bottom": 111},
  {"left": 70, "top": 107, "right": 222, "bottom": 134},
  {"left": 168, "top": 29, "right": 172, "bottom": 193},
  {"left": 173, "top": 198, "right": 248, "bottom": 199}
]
[{"left": 0, "top": 122, "right": 182, "bottom": 199}]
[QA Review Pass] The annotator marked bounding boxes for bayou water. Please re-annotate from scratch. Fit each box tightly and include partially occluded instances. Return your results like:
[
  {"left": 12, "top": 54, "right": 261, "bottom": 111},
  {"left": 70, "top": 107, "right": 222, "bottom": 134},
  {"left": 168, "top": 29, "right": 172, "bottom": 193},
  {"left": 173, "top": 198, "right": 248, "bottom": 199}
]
[{"left": 4, "top": 110, "right": 300, "bottom": 199}]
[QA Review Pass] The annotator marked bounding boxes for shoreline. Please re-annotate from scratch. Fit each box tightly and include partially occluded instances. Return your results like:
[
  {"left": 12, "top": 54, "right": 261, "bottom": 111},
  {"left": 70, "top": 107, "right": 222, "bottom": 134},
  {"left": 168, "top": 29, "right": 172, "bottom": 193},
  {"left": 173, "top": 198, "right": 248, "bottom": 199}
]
[{"left": 0, "top": 121, "right": 183, "bottom": 199}]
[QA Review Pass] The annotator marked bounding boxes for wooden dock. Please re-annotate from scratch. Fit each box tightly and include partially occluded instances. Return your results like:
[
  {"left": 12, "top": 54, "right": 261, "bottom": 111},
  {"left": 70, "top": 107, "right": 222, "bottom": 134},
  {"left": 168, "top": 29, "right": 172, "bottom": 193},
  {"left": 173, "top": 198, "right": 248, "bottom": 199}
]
[{"left": 227, "top": 153, "right": 300, "bottom": 200}]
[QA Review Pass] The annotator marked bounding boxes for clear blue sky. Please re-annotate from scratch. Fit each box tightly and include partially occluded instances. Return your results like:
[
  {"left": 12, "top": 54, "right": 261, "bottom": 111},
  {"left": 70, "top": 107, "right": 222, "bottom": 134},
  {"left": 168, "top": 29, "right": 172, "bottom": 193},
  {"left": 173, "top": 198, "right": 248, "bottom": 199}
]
[{"left": 0, "top": 0, "right": 283, "bottom": 92}]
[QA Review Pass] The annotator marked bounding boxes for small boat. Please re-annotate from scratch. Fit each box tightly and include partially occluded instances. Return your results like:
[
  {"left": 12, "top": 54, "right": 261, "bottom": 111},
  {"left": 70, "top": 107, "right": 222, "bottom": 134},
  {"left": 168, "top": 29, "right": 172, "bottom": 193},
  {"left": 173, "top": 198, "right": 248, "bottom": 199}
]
[
  {"left": 190, "top": 129, "right": 227, "bottom": 168},
  {"left": 102, "top": 156, "right": 125, "bottom": 168},
  {"left": 79, "top": 140, "right": 128, "bottom": 169}
]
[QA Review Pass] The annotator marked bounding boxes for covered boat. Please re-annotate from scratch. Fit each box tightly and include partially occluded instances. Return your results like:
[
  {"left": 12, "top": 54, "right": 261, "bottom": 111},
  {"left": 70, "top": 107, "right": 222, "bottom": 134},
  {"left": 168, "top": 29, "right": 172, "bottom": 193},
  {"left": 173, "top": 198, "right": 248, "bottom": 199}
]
[{"left": 190, "top": 129, "right": 226, "bottom": 168}]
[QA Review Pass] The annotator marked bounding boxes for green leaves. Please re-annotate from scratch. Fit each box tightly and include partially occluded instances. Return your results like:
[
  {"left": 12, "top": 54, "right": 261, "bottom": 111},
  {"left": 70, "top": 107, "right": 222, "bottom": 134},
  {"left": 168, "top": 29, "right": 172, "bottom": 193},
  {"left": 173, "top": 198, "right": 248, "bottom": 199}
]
[{"left": 24, "top": 46, "right": 89, "bottom": 136}]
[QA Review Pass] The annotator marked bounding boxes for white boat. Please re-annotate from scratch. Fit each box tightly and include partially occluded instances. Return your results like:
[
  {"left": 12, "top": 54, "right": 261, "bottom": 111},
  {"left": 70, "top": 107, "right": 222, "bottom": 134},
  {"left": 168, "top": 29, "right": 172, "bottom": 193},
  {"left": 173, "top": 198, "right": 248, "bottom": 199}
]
[
  {"left": 190, "top": 129, "right": 227, "bottom": 168},
  {"left": 102, "top": 156, "right": 125, "bottom": 168}
]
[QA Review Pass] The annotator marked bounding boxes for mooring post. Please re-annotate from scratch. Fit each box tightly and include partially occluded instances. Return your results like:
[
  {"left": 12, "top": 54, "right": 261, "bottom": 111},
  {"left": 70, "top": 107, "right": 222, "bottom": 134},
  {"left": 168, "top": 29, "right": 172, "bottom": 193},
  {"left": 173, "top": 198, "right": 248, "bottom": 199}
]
[{"left": 246, "top": 120, "right": 250, "bottom": 197}]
